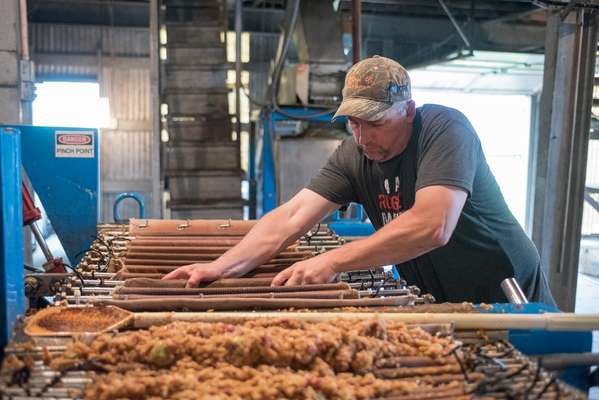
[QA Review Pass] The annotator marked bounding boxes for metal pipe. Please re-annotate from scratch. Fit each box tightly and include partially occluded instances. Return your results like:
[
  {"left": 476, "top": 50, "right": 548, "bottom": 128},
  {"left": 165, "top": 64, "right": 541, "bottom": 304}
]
[
  {"left": 0, "top": 128, "right": 26, "bottom": 351},
  {"left": 81, "top": 272, "right": 116, "bottom": 279},
  {"left": 532, "top": 352, "right": 599, "bottom": 369},
  {"left": 500, "top": 278, "right": 529, "bottom": 304},
  {"left": 235, "top": 0, "right": 242, "bottom": 142},
  {"left": 29, "top": 222, "right": 54, "bottom": 263},
  {"left": 248, "top": 121, "right": 257, "bottom": 219},
  {"left": 81, "top": 287, "right": 115, "bottom": 295},
  {"left": 267, "top": 0, "right": 301, "bottom": 104},
  {"left": 149, "top": 0, "right": 162, "bottom": 218},
  {"left": 19, "top": 0, "right": 29, "bottom": 60},
  {"left": 351, "top": 0, "right": 361, "bottom": 64}
]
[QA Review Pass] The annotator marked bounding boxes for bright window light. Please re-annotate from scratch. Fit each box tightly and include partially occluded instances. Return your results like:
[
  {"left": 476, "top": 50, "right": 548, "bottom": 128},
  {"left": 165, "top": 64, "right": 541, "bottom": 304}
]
[
  {"left": 411, "top": 90, "right": 531, "bottom": 227},
  {"left": 33, "top": 82, "right": 110, "bottom": 128}
]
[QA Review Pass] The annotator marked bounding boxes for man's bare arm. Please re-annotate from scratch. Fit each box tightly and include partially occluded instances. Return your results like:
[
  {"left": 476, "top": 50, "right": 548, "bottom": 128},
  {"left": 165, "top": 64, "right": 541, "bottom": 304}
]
[
  {"left": 163, "top": 189, "right": 339, "bottom": 287},
  {"left": 272, "top": 185, "right": 467, "bottom": 286}
]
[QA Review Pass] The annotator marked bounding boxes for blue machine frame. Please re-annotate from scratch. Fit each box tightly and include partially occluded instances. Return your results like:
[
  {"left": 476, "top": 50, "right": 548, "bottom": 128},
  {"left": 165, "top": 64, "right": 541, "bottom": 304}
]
[
  {"left": 258, "top": 107, "right": 376, "bottom": 236},
  {"left": 260, "top": 107, "right": 344, "bottom": 215},
  {"left": 329, "top": 203, "right": 376, "bottom": 237},
  {"left": 482, "top": 303, "right": 592, "bottom": 390},
  {"left": 1, "top": 125, "right": 100, "bottom": 266},
  {"left": 0, "top": 127, "right": 25, "bottom": 354}
]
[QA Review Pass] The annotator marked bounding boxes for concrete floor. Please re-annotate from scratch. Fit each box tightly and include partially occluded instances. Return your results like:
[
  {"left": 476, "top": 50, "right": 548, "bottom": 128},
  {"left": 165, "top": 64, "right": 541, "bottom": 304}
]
[{"left": 575, "top": 273, "right": 599, "bottom": 398}]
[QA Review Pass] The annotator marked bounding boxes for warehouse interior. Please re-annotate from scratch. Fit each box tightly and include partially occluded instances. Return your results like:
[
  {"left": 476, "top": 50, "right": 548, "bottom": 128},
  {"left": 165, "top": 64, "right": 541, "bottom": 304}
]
[{"left": 3, "top": 0, "right": 599, "bottom": 398}]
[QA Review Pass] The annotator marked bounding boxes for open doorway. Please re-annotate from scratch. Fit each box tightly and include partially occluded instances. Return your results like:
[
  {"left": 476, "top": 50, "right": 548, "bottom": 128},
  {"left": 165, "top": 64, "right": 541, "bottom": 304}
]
[{"left": 33, "top": 81, "right": 109, "bottom": 128}]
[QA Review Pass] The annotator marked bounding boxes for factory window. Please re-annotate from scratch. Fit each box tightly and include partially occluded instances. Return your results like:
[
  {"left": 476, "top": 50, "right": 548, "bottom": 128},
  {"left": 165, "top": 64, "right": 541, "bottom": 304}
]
[
  {"left": 411, "top": 91, "right": 531, "bottom": 229},
  {"left": 224, "top": 31, "right": 250, "bottom": 63},
  {"left": 33, "top": 82, "right": 110, "bottom": 128}
]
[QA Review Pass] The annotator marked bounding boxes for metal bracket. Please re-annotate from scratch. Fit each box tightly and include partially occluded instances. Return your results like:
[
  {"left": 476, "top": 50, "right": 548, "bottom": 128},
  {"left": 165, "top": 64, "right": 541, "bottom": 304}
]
[
  {"left": 561, "top": 0, "right": 581, "bottom": 19},
  {"left": 177, "top": 219, "right": 192, "bottom": 230},
  {"left": 135, "top": 219, "right": 149, "bottom": 229},
  {"left": 19, "top": 60, "right": 35, "bottom": 102},
  {"left": 218, "top": 219, "right": 233, "bottom": 229},
  {"left": 437, "top": 0, "right": 471, "bottom": 50},
  {"left": 584, "top": 187, "right": 599, "bottom": 212},
  {"left": 533, "top": 0, "right": 599, "bottom": 11}
]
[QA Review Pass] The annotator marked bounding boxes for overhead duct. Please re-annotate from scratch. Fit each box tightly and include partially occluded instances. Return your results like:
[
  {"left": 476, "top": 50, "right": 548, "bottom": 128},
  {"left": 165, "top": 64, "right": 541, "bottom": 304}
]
[{"left": 279, "top": 0, "right": 348, "bottom": 105}]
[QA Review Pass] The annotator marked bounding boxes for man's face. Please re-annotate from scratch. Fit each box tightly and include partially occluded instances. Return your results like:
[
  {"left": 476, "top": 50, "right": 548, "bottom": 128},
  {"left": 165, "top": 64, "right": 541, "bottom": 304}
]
[{"left": 348, "top": 106, "right": 410, "bottom": 162}]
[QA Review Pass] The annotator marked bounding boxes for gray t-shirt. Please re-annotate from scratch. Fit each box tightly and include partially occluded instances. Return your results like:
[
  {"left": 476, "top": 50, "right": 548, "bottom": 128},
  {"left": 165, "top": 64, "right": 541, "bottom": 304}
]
[{"left": 308, "top": 104, "right": 555, "bottom": 305}]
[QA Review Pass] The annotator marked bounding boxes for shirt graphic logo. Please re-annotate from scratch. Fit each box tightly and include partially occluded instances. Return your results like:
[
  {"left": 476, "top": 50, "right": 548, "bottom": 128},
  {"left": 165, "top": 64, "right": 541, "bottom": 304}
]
[{"left": 379, "top": 175, "right": 402, "bottom": 225}]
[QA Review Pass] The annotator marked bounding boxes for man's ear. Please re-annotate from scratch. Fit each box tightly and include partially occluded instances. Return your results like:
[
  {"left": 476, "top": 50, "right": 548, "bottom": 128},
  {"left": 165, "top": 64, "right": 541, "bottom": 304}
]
[{"left": 405, "top": 100, "right": 416, "bottom": 122}]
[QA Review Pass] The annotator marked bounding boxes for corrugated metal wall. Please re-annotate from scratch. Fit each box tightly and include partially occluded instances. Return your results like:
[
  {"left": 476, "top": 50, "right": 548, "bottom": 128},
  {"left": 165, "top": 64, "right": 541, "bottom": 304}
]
[
  {"left": 31, "top": 23, "right": 149, "bottom": 56},
  {"left": 99, "top": 65, "right": 153, "bottom": 222},
  {"left": 30, "top": 23, "right": 156, "bottom": 222},
  {"left": 247, "top": 33, "right": 279, "bottom": 111},
  {"left": 100, "top": 67, "right": 150, "bottom": 121}
]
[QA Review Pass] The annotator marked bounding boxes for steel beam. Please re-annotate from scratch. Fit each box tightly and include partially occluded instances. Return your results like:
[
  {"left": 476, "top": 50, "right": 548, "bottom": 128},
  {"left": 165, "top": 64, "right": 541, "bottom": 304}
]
[
  {"left": 584, "top": 190, "right": 599, "bottom": 212},
  {"left": 0, "top": 127, "right": 25, "bottom": 353},
  {"left": 437, "top": 0, "right": 471, "bottom": 49},
  {"left": 526, "top": 94, "right": 540, "bottom": 236},
  {"left": 149, "top": 0, "right": 162, "bottom": 218},
  {"left": 235, "top": 0, "right": 242, "bottom": 143},
  {"left": 532, "top": 9, "right": 599, "bottom": 311},
  {"left": 531, "top": 12, "right": 559, "bottom": 257},
  {"left": 238, "top": 10, "right": 546, "bottom": 52},
  {"left": 352, "top": 0, "right": 362, "bottom": 63}
]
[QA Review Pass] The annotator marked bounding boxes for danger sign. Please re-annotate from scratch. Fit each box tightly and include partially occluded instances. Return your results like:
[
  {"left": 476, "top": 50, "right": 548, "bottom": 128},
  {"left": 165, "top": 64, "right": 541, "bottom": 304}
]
[{"left": 55, "top": 131, "right": 94, "bottom": 158}]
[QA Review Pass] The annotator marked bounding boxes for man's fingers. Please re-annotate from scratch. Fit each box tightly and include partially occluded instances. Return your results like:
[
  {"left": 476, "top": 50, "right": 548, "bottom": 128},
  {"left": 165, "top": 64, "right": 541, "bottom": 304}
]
[
  {"left": 162, "top": 267, "right": 190, "bottom": 281},
  {"left": 271, "top": 267, "right": 293, "bottom": 287},
  {"left": 186, "top": 271, "right": 206, "bottom": 288},
  {"left": 285, "top": 270, "right": 303, "bottom": 286}
]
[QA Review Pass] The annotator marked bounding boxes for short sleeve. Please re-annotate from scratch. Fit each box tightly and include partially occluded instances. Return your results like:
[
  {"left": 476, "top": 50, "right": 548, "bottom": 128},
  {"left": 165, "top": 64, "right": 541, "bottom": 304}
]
[
  {"left": 415, "top": 117, "right": 480, "bottom": 195},
  {"left": 306, "top": 138, "right": 358, "bottom": 205}
]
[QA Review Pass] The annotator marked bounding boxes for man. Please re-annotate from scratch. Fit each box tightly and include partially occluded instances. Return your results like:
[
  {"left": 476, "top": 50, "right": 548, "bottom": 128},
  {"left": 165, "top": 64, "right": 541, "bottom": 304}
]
[{"left": 164, "top": 55, "right": 555, "bottom": 305}]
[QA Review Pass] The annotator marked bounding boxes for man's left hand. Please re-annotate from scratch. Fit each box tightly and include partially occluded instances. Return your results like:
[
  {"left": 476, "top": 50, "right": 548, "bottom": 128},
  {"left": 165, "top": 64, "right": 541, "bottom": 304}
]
[{"left": 271, "top": 256, "right": 338, "bottom": 286}]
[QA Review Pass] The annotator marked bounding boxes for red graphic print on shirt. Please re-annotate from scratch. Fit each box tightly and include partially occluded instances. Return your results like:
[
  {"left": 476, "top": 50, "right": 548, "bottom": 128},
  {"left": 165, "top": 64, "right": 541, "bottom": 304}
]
[{"left": 380, "top": 176, "right": 402, "bottom": 225}]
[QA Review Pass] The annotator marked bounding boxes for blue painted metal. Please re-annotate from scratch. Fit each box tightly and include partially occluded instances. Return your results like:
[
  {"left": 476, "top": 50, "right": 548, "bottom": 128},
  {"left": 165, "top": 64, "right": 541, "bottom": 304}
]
[
  {"left": 113, "top": 192, "right": 145, "bottom": 223},
  {"left": 0, "top": 127, "right": 25, "bottom": 353},
  {"left": 261, "top": 109, "right": 277, "bottom": 214},
  {"left": 482, "top": 303, "right": 592, "bottom": 390},
  {"left": 249, "top": 124, "right": 257, "bottom": 219},
  {"left": 1, "top": 125, "right": 100, "bottom": 266},
  {"left": 260, "top": 107, "right": 342, "bottom": 215},
  {"left": 329, "top": 203, "right": 375, "bottom": 237}
]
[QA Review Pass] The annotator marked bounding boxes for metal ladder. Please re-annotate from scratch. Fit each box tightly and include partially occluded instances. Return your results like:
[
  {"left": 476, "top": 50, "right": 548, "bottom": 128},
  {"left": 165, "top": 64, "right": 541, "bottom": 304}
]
[{"left": 160, "top": 0, "right": 244, "bottom": 219}]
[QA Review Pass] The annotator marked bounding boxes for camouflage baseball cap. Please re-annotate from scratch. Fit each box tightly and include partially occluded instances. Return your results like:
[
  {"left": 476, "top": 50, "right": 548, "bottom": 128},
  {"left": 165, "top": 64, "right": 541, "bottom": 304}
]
[{"left": 333, "top": 55, "right": 411, "bottom": 121}]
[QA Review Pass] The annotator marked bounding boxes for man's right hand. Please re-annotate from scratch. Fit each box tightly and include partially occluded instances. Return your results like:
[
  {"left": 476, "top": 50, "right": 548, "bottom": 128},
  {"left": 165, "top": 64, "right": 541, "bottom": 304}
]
[{"left": 162, "top": 263, "right": 224, "bottom": 288}]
